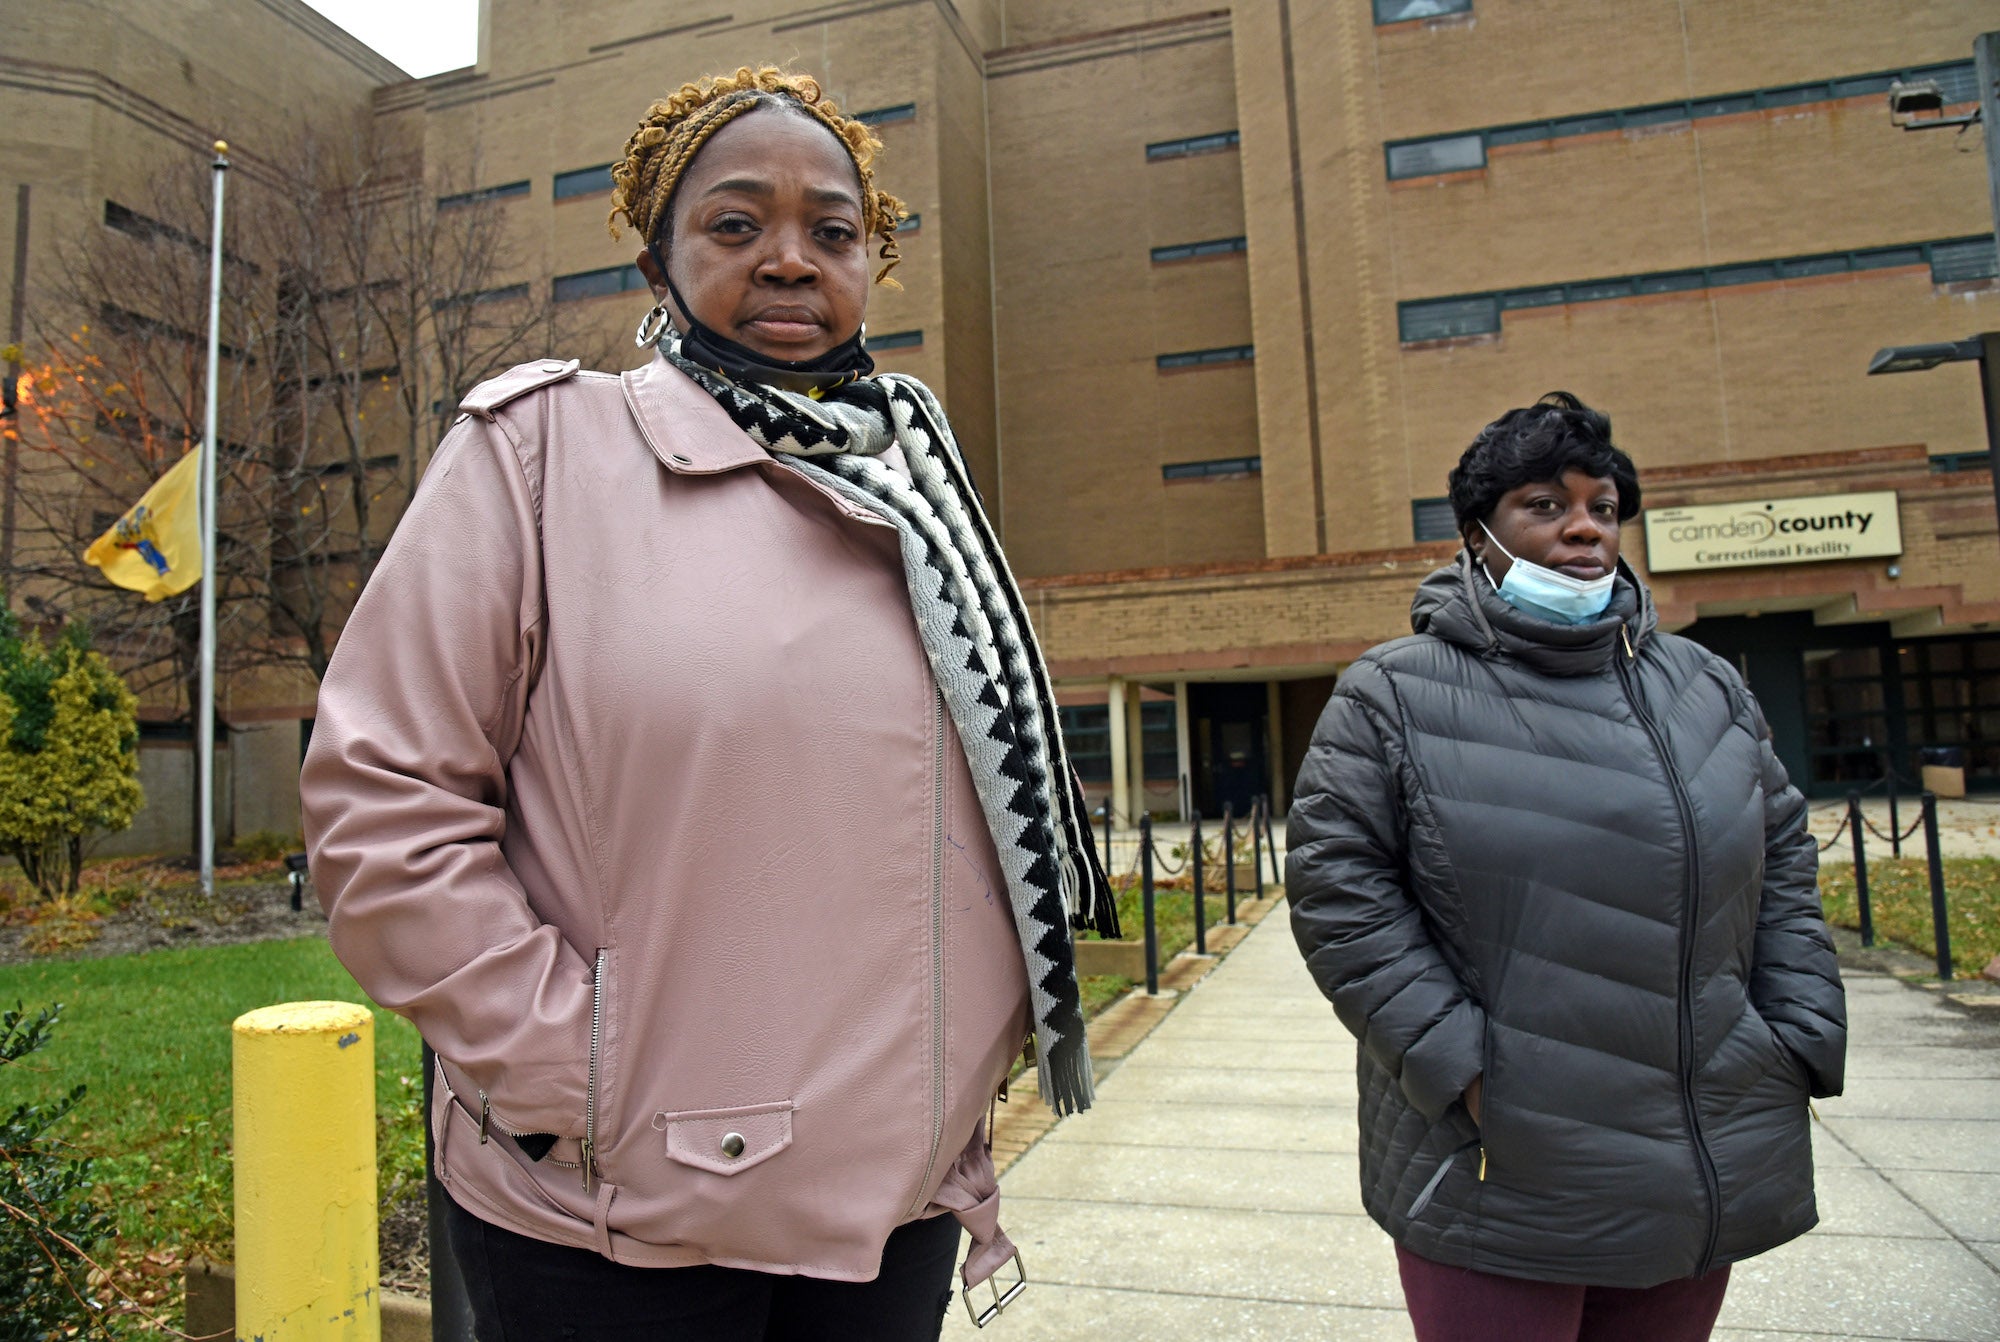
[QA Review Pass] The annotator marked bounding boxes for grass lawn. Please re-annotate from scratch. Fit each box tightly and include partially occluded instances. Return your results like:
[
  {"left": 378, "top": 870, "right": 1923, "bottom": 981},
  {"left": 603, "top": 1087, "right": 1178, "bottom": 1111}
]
[
  {"left": 1081, "top": 880, "right": 1248, "bottom": 959},
  {"left": 1819, "top": 856, "right": 2000, "bottom": 979},
  {"left": 0, "top": 935, "right": 422, "bottom": 1262}
]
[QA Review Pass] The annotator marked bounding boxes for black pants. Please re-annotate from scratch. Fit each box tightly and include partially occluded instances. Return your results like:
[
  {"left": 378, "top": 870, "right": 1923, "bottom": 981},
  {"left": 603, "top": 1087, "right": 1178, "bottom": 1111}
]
[{"left": 444, "top": 1192, "right": 964, "bottom": 1342}]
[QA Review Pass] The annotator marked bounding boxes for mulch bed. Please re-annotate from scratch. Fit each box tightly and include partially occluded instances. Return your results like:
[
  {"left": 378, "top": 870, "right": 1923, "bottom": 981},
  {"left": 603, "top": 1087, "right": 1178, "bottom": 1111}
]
[{"left": 0, "top": 866, "right": 328, "bottom": 967}]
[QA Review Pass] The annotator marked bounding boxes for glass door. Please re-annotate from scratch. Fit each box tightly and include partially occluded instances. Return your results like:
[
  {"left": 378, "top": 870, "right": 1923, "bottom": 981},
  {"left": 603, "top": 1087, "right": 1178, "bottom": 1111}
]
[{"left": 1803, "top": 646, "right": 1896, "bottom": 789}]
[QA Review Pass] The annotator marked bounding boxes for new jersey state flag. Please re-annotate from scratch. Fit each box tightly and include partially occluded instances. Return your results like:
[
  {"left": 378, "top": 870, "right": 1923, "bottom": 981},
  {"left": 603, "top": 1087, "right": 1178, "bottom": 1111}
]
[{"left": 83, "top": 450, "right": 202, "bottom": 601}]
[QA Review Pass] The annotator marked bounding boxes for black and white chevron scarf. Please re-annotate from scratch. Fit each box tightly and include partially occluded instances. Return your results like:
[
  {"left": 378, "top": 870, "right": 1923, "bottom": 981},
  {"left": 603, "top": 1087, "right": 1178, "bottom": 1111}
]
[{"left": 656, "top": 334, "right": 1119, "bottom": 1115}]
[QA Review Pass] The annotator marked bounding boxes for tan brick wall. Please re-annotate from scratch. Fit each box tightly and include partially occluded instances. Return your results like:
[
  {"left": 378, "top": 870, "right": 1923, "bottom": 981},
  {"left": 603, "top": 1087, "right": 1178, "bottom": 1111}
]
[
  {"left": 987, "top": 10, "right": 1258, "bottom": 576},
  {"left": 10, "top": 0, "right": 2000, "bottom": 777},
  {"left": 1373, "top": 0, "right": 1991, "bottom": 140},
  {"left": 1238, "top": 0, "right": 1999, "bottom": 572}
]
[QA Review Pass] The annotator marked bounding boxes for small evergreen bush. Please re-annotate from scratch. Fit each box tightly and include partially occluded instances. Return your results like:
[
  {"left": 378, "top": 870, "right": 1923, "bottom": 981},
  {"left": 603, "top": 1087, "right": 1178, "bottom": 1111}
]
[{"left": 0, "top": 1002, "right": 115, "bottom": 1341}]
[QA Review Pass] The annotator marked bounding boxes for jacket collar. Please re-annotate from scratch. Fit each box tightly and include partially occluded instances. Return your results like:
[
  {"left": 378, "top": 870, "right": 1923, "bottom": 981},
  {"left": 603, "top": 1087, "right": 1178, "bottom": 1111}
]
[
  {"left": 1410, "top": 550, "right": 1658, "bottom": 677},
  {"left": 619, "top": 351, "right": 771, "bottom": 476}
]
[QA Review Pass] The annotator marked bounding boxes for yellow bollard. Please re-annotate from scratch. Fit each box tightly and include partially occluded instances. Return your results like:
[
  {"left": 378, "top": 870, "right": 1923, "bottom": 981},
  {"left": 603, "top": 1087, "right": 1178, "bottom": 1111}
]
[{"left": 232, "top": 1001, "right": 380, "bottom": 1341}]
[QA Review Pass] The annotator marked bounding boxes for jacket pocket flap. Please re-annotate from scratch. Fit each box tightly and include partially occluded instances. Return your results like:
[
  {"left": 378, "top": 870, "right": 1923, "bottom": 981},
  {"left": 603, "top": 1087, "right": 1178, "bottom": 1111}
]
[{"left": 656, "top": 1100, "right": 794, "bottom": 1176}]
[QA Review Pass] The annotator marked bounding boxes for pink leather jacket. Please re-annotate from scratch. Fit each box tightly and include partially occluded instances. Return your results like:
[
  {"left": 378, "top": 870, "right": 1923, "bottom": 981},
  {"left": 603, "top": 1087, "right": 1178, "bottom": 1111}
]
[{"left": 301, "top": 354, "right": 1032, "bottom": 1280}]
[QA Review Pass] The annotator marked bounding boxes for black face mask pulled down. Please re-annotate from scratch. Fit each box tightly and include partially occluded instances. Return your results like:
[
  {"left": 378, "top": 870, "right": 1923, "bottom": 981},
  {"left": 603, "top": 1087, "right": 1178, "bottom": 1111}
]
[{"left": 652, "top": 247, "right": 874, "bottom": 396}]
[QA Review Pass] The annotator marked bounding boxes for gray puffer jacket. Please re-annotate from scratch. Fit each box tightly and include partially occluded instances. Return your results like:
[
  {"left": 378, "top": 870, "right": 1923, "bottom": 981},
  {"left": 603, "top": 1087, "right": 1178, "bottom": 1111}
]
[{"left": 1287, "top": 555, "right": 1845, "bottom": 1288}]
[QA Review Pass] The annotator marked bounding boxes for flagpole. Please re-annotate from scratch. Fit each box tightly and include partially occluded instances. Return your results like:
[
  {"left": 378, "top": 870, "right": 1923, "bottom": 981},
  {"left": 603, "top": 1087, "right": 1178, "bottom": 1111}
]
[{"left": 199, "top": 141, "right": 228, "bottom": 900}]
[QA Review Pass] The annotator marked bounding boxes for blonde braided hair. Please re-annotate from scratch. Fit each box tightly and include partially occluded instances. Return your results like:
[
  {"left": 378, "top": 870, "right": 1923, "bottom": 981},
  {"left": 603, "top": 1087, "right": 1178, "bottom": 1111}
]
[{"left": 609, "top": 66, "right": 908, "bottom": 287}]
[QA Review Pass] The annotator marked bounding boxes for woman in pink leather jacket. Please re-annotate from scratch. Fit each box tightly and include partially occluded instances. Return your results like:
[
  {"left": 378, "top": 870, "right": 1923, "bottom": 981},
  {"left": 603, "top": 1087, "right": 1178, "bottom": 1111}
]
[{"left": 301, "top": 66, "right": 1116, "bottom": 1342}]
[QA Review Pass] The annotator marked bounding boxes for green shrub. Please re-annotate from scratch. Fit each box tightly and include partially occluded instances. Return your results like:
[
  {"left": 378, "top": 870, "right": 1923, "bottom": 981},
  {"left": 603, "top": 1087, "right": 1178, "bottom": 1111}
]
[
  {"left": 0, "top": 1002, "right": 115, "bottom": 1341},
  {"left": 234, "top": 830, "right": 300, "bottom": 863},
  {"left": 0, "top": 614, "right": 142, "bottom": 900}
]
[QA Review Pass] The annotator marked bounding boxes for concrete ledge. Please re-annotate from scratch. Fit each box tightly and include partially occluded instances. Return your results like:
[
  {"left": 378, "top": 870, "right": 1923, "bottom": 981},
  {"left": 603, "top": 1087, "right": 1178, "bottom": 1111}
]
[{"left": 186, "top": 1257, "right": 430, "bottom": 1340}]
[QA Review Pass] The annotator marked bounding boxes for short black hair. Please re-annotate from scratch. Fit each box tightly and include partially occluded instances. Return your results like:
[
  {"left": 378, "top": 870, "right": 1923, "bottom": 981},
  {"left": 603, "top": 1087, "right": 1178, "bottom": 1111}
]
[{"left": 1446, "top": 391, "right": 1640, "bottom": 533}]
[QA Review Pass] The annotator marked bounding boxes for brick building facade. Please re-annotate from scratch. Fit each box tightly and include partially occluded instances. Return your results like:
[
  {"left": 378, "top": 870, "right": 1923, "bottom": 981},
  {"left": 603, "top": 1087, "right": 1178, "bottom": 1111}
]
[{"left": 4, "top": 0, "right": 1997, "bottom": 844}]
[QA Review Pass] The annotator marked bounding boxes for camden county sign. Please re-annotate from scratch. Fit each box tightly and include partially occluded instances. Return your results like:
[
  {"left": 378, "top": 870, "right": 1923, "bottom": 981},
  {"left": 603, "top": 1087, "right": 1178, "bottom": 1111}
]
[{"left": 1642, "top": 490, "right": 1902, "bottom": 573}]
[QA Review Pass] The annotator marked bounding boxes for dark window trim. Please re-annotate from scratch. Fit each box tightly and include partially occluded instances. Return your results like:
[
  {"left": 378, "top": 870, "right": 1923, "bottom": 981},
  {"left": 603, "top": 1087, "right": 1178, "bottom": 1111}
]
[
  {"left": 103, "top": 200, "right": 260, "bottom": 272},
  {"left": 1930, "top": 451, "right": 1994, "bottom": 474},
  {"left": 866, "top": 329, "right": 923, "bottom": 351},
  {"left": 1157, "top": 344, "right": 1254, "bottom": 370},
  {"left": 1151, "top": 236, "right": 1248, "bottom": 264},
  {"left": 855, "top": 102, "right": 917, "bottom": 126},
  {"left": 553, "top": 163, "right": 615, "bottom": 199},
  {"left": 1146, "top": 130, "right": 1241, "bottom": 161},
  {"left": 551, "top": 264, "right": 647, "bottom": 302},
  {"left": 432, "top": 282, "right": 531, "bottom": 311},
  {"left": 1162, "top": 455, "right": 1261, "bottom": 480},
  {"left": 1384, "top": 60, "right": 1978, "bottom": 181},
  {"left": 1397, "top": 235, "right": 1995, "bottom": 344},
  {"left": 437, "top": 179, "right": 531, "bottom": 210},
  {"left": 99, "top": 303, "right": 250, "bottom": 360}
]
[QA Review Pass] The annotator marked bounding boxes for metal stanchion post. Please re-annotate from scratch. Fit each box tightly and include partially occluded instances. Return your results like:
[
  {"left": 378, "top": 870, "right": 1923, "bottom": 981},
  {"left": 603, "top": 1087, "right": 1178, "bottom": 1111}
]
[
  {"left": 1251, "top": 796, "right": 1264, "bottom": 904},
  {"left": 1141, "top": 814, "right": 1159, "bottom": 995},
  {"left": 1887, "top": 763, "right": 1903, "bottom": 859},
  {"left": 1191, "top": 810, "right": 1207, "bottom": 953},
  {"left": 1101, "top": 800, "right": 1113, "bottom": 879},
  {"left": 1223, "top": 803, "right": 1236, "bottom": 921},
  {"left": 1264, "top": 796, "right": 1281, "bottom": 885},
  {"left": 1848, "top": 791, "right": 1873, "bottom": 948},
  {"left": 1921, "top": 792, "right": 1953, "bottom": 981},
  {"left": 424, "top": 1043, "right": 477, "bottom": 1341}
]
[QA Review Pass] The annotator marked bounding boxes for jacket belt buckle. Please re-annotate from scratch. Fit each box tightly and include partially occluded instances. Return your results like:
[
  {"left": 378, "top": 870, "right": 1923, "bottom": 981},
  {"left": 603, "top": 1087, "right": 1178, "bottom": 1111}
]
[{"left": 963, "top": 1252, "right": 1027, "bottom": 1328}]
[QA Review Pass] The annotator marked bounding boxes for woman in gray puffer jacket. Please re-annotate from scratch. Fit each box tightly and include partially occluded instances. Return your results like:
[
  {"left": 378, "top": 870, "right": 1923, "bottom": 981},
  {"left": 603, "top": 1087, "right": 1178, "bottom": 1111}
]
[{"left": 1287, "top": 393, "right": 1845, "bottom": 1342}]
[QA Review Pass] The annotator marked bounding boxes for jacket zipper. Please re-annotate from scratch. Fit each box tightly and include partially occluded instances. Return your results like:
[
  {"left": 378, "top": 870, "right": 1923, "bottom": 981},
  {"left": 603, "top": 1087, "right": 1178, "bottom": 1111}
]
[
  {"left": 474, "top": 1091, "right": 582, "bottom": 1168},
  {"left": 906, "top": 689, "right": 949, "bottom": 1217},
  {"left": 1614, "top": 637, "right": 1722, "bottom": 1273},
  {"left": 582, "top": 948, "right": 606, "bottom": 1192},
  {"left": 1478, "top": 1019, "right": 1496, "bottom": 1181}
]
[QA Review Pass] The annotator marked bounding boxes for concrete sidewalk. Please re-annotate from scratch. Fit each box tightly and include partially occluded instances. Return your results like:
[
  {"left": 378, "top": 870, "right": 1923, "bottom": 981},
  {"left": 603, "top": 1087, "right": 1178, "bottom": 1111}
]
[{"left": 947, "top": 917, "right": 2000, "bottom": 1340}]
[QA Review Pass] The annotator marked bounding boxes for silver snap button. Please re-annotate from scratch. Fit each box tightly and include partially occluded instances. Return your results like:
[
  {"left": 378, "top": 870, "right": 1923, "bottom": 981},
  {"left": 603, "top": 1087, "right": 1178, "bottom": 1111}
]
[
  {"left": 721, "top": 1132, "right": 746, "bottom": 1159},
  {"left": 671, "top": 452, "right": 693, "bottom": 466},
  {"left": 541, "top": 362, "right": 564, "bottom": 373}
]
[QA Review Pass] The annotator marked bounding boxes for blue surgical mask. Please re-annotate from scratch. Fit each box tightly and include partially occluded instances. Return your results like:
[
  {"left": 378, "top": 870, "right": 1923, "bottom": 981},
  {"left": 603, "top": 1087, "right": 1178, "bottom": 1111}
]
[{"left": 1478, "top": 523, "right": 1616, "bottom": 625}]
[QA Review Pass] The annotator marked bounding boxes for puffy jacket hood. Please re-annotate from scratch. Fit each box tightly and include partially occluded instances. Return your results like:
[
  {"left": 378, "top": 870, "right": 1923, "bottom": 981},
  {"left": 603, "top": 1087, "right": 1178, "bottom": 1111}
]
[{"left": 1410, "top": 550, "right": 1660, "bottom": 678}]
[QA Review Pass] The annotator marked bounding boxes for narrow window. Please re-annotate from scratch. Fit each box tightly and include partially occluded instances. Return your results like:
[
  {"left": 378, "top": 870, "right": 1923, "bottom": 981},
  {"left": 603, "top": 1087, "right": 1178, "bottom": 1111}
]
[
  {"left": 1058, "top": 706, "right": 1112, "bottom": 783},
  {"left": 1162, "top": 456, "right": 1261, "bottom": 480},
  {"left": 554, "top": 164, "right": 614, "bottom": 199},
  {"left": 1156, "top": 345, "right": 1255, "bottom": 370},
  {"left": 1146, "top": 130, "right": 1241, "bottom": 161},
  {"left": 1373, "top": 0, "right": 1470, "bottom": 22},
  {"left": 1929, "top": 237, "right": 1998, "bottom": 284},
  {"left": 1150, "top": 236, "right": 1248, "bottom": 263},
  {"left": 552, "top": 266, "right": 645, "bottom": 302},
  {"left": 1398, "top": 297, "right": 1498, "bottom": 343},
  {"left": 855, "top": 103, "right": 917, "bottom": 126},
  {"left": 433, "top": 283, "right": 529, "bottom": 311},
  {"left": 437, "top": 180, "right": 530, "bottom": 210},
  {"left": 1385, "top": 133, "right": 1484, "bottom": 180},
  {"left": 1411, "top": 497, "right": 1459, "bottom": 543}
]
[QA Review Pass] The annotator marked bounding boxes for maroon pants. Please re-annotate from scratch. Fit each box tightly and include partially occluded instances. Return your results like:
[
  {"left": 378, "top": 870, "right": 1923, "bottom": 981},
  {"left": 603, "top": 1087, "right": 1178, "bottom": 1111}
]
[{"left": 1396, "top": 1246, "right": 1730, "bottom": 1342}]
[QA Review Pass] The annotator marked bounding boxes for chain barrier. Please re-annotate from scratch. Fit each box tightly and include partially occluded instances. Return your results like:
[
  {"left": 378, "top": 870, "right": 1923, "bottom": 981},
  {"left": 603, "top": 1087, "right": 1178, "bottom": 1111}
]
[
  {"left": 1814, "top": 813, "right": 1851, "bottom": 853},
  {"left": 1146, "top": 838, "right": 1189, "bottom": 877},
  {"left": 1862, "top": 813, "right": 1925, "bottom": 846}
]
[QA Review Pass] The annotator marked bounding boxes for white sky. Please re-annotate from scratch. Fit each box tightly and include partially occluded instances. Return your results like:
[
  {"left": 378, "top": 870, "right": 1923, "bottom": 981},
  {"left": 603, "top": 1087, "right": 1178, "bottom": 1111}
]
[{"left": 299, "top": 0, "right": 480, "bottom": 78}]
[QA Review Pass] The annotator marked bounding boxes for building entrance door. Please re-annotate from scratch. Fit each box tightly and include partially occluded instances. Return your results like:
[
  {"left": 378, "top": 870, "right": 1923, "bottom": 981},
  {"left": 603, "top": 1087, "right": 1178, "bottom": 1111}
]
[{"left": 1189, "top": 682, "right": 1268, "bottom": 818}]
